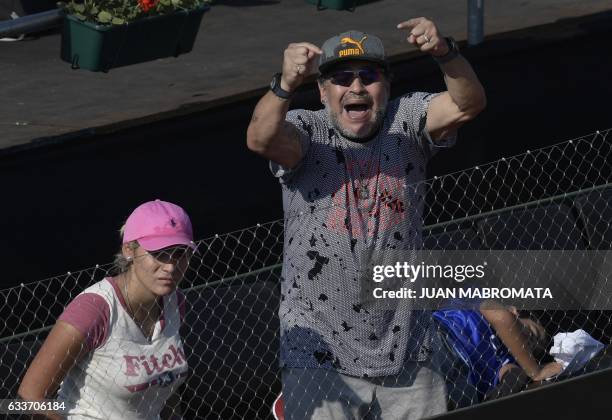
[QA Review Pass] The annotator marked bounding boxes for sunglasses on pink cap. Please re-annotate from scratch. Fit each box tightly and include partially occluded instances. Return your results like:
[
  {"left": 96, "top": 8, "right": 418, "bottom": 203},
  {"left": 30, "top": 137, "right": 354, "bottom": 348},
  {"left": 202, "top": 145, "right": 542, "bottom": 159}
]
[{"left": 146, "top": 245, "right": 194, "bottom": 265}]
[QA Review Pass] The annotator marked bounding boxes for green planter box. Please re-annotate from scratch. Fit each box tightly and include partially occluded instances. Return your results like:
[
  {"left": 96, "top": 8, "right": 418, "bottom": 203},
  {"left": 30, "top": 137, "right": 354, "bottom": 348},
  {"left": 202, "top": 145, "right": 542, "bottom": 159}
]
[
  {"left": 61, "top": 5, "right": 210, "bottom": 72},
  {"left": 306, "top": 0, "right": 378, "bottom": 11}
]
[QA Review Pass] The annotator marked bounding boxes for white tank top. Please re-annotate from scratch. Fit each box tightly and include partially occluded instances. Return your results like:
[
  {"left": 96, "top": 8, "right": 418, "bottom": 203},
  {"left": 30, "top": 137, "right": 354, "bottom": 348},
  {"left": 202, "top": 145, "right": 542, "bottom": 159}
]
[{"left": 57, "top": 278, "right": 188, "bottom": 419}]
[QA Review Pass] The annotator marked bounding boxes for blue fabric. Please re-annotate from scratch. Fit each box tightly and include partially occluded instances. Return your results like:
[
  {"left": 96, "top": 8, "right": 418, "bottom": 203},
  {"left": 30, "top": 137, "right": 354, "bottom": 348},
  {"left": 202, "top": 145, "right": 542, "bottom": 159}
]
[{"left": 433, "top": 309, "right": 515, "bottom": 396}]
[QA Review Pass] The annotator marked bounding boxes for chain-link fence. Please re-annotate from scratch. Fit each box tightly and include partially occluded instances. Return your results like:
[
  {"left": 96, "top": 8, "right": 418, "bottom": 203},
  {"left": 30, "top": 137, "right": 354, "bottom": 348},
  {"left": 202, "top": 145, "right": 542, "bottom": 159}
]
[{"left": 1, "top": 128, "right": 610, "bottom": 419}]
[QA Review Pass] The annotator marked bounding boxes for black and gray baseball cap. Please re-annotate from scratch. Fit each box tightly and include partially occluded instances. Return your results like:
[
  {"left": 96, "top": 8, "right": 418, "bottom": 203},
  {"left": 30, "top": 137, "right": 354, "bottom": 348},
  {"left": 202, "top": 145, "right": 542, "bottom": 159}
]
[{"left": 319, "top": 30, "right": 387, "bottom": 73}]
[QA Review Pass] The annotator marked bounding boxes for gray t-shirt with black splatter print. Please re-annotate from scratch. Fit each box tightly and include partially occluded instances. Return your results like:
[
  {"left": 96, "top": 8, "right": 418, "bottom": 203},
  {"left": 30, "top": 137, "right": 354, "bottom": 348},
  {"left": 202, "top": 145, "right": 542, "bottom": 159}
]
[{"left": 271, "top": 92, "right": 455, "bottom": 377}]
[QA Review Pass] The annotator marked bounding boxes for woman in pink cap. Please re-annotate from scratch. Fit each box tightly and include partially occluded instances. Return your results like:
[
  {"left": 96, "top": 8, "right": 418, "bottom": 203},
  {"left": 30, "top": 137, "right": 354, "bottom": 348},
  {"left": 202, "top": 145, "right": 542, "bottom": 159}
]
[{"left": 19, "top": 199, "right": 196, "bottom": 419}]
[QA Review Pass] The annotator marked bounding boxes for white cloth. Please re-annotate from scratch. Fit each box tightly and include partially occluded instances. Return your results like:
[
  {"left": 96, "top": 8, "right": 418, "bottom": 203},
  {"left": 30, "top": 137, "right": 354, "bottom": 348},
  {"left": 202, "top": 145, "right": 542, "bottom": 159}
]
[
  {"left": 57, "top": 278, "right": 188, "bottom": 419},
  {"left": 549, "top": 329, "right": 604, "bottom": 375}
]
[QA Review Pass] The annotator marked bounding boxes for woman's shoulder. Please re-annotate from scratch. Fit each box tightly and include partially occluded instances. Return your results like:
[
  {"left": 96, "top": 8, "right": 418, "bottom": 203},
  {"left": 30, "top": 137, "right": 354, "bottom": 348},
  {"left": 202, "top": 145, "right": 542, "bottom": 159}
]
[
  {"left": 58, "top": 279, "right": 116, "bottom": 351},
  {"left": 78, "top": 277, "right": 123, "bottom": 304},
  {"left": 62, "top": 278, "right": 117, "bottom": 320}
]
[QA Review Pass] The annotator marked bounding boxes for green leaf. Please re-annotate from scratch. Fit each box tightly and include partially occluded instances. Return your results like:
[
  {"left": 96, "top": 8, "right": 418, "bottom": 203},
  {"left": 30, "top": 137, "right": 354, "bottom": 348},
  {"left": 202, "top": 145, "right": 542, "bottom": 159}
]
[
  {"left": 97, "top": 10, "right": 112, "bottom": 23},
  {"left": 171, "top": 0, "right": 182, "bottom": 6},
  {"left": 111, "top": 17, "right": 125, "bottom": 25},
  {"left": 74, "top": 12, "right": 86, "bottom": 20},
  {"left": 160, "top": 0, "right": 172, "bottom": 6},
  {"left": 91, "top": 6, "right": 99, "bottom": 15},
  {"left": 73, "top": 3, "right": 85, "bottom": 13}
]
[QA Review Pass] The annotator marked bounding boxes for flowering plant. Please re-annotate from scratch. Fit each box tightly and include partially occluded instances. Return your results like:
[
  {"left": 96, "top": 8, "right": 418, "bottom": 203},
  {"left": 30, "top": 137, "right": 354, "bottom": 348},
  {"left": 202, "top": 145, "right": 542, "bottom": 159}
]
[{"left": 60, "top": 0, "right": 211, "bottom": 25}]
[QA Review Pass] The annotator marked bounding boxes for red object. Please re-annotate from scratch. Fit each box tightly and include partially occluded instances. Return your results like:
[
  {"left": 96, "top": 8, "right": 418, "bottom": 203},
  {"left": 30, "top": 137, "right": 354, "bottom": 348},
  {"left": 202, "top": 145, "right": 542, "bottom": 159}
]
[
  {"left": 272, "top": 392, "right": 284, "bottom": 420},
  {"left": 138, "top": 0, "right": 158, "bottom": 12}
]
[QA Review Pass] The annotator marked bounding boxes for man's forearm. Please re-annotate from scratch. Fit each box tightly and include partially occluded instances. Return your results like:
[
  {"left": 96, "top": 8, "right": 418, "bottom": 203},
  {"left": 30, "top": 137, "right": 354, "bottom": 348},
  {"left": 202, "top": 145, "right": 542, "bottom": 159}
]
[
  {"left": 246, "top": 91, "right": 291, "bottom": 153},
  {"left": 439, "top": 55, "right": 486, "bottom": 116},
  {"left": 246, "top": 90, "right": 304, "bottom": 169},
  {"left": 246, "top": 41, "right": 320, "bottom": 164}
]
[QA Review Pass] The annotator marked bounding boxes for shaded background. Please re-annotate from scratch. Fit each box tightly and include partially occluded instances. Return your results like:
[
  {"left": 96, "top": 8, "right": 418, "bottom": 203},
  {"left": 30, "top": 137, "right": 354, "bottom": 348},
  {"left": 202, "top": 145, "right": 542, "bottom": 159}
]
[
  {"left": 0, "top": 10, "right": 611, "bottom": 420},
  {"left": 1, "top": 12, "right": 611, "bottom": 286}
]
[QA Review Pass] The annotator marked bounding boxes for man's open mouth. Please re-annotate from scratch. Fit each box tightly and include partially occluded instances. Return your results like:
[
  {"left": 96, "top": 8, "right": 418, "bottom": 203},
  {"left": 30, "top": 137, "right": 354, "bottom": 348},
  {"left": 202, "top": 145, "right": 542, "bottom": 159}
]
[{"left": 343, "top": 103, "right": 372, "bottom": 120}]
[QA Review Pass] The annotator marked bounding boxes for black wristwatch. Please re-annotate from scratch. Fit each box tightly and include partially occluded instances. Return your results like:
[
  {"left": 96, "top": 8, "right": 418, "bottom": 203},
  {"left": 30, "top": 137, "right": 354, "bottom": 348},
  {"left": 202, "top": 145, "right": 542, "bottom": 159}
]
[
  {"left": 433, "top": 37, "right": 460, "bottom": 65},
  {"left": 270, "top": 73, "right": 293, "bottom": 100}
]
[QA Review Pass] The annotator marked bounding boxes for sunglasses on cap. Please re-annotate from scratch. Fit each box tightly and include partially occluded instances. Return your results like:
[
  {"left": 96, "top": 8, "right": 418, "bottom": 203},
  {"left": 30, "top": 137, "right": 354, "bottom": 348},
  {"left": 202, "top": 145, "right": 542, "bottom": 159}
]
[
  {"left": 146, "top": 246, "right": 193, "bottom": 264},
  {"left": 325, "top": 67, "right": 384, "bottom": 87}
]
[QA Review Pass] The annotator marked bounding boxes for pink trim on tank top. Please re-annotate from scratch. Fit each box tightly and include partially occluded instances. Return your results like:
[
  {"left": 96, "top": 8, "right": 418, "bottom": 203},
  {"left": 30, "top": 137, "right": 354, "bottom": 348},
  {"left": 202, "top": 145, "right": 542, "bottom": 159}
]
[
  {"left": 58, "top": 277, "right": 185, "bottom": 356},
  {"left": 58, "top": 293, "right": 110, "bottom": 351}
]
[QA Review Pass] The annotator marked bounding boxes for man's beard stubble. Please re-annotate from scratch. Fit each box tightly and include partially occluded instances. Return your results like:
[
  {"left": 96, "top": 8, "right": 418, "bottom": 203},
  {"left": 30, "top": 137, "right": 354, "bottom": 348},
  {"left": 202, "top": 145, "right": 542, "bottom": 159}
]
[{"left": 325, "top": 102, "right": 387, "bottom": 143}]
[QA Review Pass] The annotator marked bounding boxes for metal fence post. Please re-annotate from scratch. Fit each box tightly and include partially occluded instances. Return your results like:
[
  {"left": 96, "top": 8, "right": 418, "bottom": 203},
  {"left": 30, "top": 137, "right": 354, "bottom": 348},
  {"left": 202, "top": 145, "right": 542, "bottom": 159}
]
[{"left": 468, "top": 0, "right": 484, "bottom": 45}]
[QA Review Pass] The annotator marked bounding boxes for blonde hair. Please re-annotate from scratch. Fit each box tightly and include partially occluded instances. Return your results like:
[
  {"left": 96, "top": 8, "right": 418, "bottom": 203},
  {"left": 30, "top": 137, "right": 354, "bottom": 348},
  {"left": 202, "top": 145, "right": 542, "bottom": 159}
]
[{"left": 114, "top": 223, "right": 139, "bottom": 273}]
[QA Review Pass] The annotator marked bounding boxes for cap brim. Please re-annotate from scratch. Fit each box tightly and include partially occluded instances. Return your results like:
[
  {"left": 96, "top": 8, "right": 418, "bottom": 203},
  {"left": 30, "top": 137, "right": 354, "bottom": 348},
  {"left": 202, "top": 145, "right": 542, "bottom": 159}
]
[
  {"left": 138, "top": 235, "right": 197, "bottom": 252},
  {"left": 319, "top": 56, "right": 388, "bottom": 74}
]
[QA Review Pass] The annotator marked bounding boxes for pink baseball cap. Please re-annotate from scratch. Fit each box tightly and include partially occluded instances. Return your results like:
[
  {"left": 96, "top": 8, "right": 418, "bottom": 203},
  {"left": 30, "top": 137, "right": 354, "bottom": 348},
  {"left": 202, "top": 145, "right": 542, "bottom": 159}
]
[{"left": 122, "top": 199, "right": 196, "bottom": 251}]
